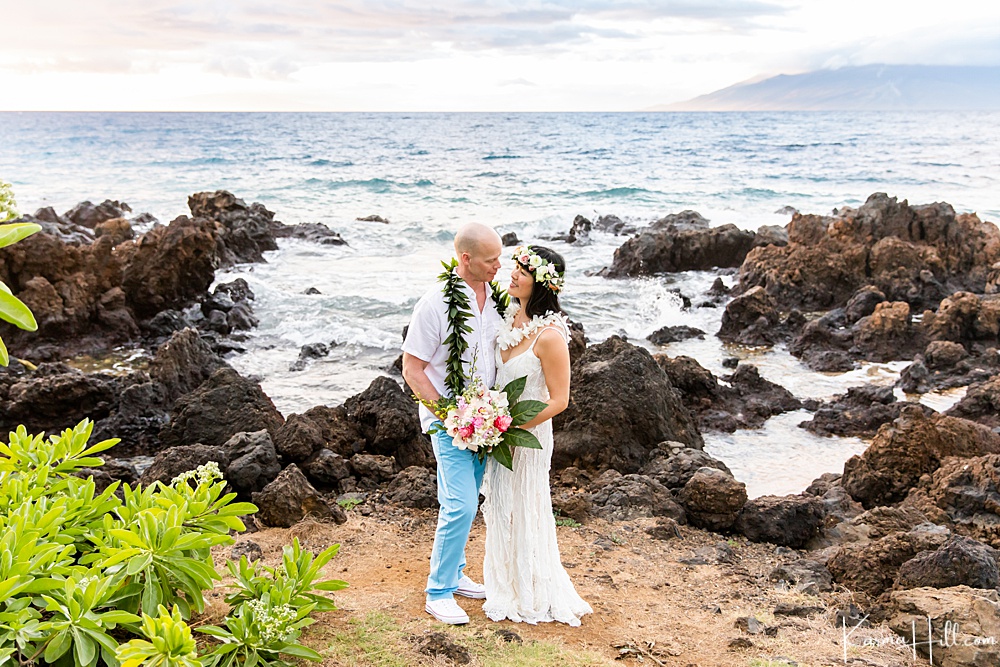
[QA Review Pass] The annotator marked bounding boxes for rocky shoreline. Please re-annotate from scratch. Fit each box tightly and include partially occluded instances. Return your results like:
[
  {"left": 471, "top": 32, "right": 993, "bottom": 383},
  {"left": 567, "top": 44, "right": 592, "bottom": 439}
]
[{"left": 4, "top": 190, "right": 1000, "bottom": 663}]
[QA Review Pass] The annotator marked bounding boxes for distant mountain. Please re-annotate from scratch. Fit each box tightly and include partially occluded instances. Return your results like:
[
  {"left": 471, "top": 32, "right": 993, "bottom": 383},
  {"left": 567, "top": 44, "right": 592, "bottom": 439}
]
[{"left": 657, "top": 65, "right": 1000, "bottom": 111}]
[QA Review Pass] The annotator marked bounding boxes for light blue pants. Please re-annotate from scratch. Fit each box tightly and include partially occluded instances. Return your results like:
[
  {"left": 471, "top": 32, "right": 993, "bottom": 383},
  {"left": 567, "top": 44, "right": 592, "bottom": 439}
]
[{"left": 425, "top": 426, "right": 486, "bottom": 601}]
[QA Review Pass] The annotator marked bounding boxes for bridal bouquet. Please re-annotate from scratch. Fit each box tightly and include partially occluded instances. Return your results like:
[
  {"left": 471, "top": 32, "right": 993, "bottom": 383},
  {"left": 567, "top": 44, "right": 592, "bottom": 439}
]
[{"left": 419, "top": 375, "right": 545, "bottom": 470}]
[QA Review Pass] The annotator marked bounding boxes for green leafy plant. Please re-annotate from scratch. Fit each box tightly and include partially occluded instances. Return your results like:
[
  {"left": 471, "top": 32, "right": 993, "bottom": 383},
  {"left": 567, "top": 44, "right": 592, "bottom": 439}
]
[
  {"left": 37, "top": 573, "right": 141, "bottom": 667},
  {"left": 115, "top": 605, "right": 201, "bottom": 667},
  {"left": 336, "top": 497, "right": 362, "bottom": 511},
  {"left": 0, "top": 180, "right": 40, "bottom": 366},
  {"left": 225, "top": 539, "right": 348, "bottom": 613},
  {"left": 199, "top": 594, "right": 322, "bottom": 667}
]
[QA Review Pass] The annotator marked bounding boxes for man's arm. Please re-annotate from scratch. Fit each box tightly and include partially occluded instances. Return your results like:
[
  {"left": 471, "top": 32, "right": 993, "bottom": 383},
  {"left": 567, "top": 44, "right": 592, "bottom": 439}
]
[{"left": 402, "top": 352, "right": 440, "bottom": 403}]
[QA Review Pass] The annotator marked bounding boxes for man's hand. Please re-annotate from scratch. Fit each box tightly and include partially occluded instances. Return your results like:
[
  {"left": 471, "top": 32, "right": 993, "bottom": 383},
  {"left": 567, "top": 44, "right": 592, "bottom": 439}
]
[{"left": 402, "top": 353, "right": 440, "bottom": 404}]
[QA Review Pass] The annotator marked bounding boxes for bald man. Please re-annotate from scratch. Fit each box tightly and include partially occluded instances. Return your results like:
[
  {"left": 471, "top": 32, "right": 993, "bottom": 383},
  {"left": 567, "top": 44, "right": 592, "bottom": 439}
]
[{"left": 402, "top": 223, "right": 504, "bottom": 624}]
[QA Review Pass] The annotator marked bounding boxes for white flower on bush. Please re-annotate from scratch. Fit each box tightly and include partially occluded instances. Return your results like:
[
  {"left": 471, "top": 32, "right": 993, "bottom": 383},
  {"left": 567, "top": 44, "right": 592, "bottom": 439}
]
[
  {"left": 171, "top": 461, "right": 224, "bottom": 487},
  {"left": 0, "top": 180, "right": 18, "bottom": 222},
  {"left": 246, "top": 599, "right": 297, "bottom": 644}
]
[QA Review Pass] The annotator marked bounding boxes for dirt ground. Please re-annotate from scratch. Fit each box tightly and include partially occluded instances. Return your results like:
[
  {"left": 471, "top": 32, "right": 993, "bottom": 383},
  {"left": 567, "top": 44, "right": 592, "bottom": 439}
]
[{"left": 220, "top": 506, "right": 923, "bottom": 667}]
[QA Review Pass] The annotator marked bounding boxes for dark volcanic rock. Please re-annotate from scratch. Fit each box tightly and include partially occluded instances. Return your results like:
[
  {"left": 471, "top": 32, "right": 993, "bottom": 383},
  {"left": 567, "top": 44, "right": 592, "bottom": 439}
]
[
  {"left": 343, "top": 376, "right": 432, "bottom": 469},
  {"left": 768, "top": 559, "right": 833, "bottom": 593},
  {"left": 852, "top": 301, "right": 921, "bottom": 362},
  {"left": 841, "top": 407, "right": 1000, "bottom": 508},
  {"left": 349, "top": 453, "right": 398, "bottom": 483},
  {"left": 188, "top": 190, "right": 279, "bottom": 264},
  {"left": 148, "top": 328, "right": 229, "bottom": 402},
  {"left": 717, "top": 286, "right": 781, "bottom": 346},
  {"left": 567, "top": 215, "right": 592, "bottom": 244},
  {"left": 677, "top": 467, "right": 747, "bottom": 532},
  {"left": 139, "top": 444, "right": 229, "bottom": 486},
  {"left": 800, "top": 385, "right": 930, "bottom": 438},
  {"left": 826, "top": 523, "right": 951, "bottom": 597},
  {"left": 902, "top": 454, "right": 1000, "bottom": 548},
  {"left": 252, "top": 464, "right": 347, "bottom": 527},
  {"left": 606, "top": 211, "right": 756, "bottom": 277},
  {"left": 65, "top": 200, "right": 130, "bottom": 229},
  {"left": 640, "top": 447, "right": 732, "bottom": 490},
  {"left": 268, "top": 220, "right": 347, "bottom": 246},
  {"left": 121, "top": 215, "right": 218, "bottom": 319},
  {"left": 737, "top": 193, "right": 1000, "bottom": 312},
  {"left": 924, "top": 341, "right": 969, "bottom": 370},
  {"left": 734, "top": 494, "right": 826, "bottom": 548},
  {"left": 647, "top": 325, "right": 706, "bottom": 345},
  {"left": 946, "top": 374, "right": 1000, "bottom": 429},
  {"left": 588, "top": 474, "right": 686, "bottom": 521},
  {"left": 273, "top": 405, "right": 365, "bottom": 462},
  {"left": 159, "top": 368, "right": 284, "bottom": 448},
  {"left": 301, "top": 449, "right": 352, "bottom": 488},
  {"left": 553, "top": 336, "right": 702, "bottom": 473},
  {"left": 894, "top": 535, "right": 999, "bottom": 591},
  {"left": 0, "top": 364, "right": 116, "bottom": 435},
  {"left": 655, "top": 355, "right": 800, "bottom": 432},
  {"left": 385, "top": 466, "right": 438, "bottom": 509},
  {"left": 222, "top": 430, "right": 282, "bottom": 495},
  {"left": 92, "top": 372, "right": 171, "bottom": 457}
]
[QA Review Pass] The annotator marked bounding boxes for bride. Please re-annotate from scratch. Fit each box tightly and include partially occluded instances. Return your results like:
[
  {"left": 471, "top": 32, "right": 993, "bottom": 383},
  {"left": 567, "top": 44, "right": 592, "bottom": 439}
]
[{"left": 481, "top": 244, "right": 592, "bottom": 626}]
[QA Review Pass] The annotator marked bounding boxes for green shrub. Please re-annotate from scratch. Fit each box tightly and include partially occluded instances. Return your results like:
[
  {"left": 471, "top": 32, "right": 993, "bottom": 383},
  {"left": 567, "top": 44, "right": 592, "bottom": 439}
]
[
  {"left": 116, "top": 606, "right": 201, "bottom": 667},
  {"left": 0, "top": 420, "right": 347, "bottom": 667},
  {"left": 0, "top": 182, "right": 41, "bottom": 365}
]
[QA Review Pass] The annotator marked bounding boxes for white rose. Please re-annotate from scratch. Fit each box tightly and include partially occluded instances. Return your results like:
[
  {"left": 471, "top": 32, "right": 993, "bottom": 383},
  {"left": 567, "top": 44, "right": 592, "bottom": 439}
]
[{"left": 529, "top": 255, "right": 543, "bottom": 268}]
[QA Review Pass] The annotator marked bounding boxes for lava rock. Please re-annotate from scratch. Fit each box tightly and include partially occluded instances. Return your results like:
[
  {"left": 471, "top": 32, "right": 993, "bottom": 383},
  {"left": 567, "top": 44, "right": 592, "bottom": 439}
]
[
  {"left": 344, "top": 376, "right": 432, "bottom": 469},
  {"left": 734, "top": 494, "right": 826, "bottom": 548},
  {"left": 553, "top": 336, "right": 702, "bottom": 473},
  {"left": 139, "top": 444, "right": 229, "bottom": 486},
  {"left": 385, "top": 466, "right": 438, "bottom": 509},
  {"left": 647, "top": 325, "right": 706, "bottom": 345},
  {"left": 677, "top": 467, "right": 748, "bottom": 532},
  {"left": 159, "top": 368, "right": 285, "bottom": 448},
  {"left": 589, "top": 474, "right": 686, "bottom": 521},
  {"left": 252, "top": 465, "right": 347, "bottom": 527},
  {"left": 841, "top": 407, "right": 1000, "bottom": 508},
  {"left": 223, "top": 430, "right": 282, "bottom": 495},
  {"left": 895, "top": 535, "right": 1000, "bottom": 591},
  {"left": 717, "top": 286, "right": 781, "bottom": 346}
]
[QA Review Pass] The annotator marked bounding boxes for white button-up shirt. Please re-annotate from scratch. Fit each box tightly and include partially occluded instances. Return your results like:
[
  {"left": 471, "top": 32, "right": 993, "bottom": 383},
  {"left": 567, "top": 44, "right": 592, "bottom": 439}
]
[{"left": 403, "top": 279, "right": 504, "bottom": 432}]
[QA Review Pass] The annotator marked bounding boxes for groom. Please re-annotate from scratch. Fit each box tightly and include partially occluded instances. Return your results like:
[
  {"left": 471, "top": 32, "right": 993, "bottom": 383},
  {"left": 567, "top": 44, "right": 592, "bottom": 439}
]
[{"left": 402, "top": 222, "right": 505, "bottom": 625}]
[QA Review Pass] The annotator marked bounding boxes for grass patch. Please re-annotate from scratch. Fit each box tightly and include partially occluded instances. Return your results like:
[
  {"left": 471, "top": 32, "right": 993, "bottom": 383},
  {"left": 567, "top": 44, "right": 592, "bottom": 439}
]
[
  {"left": 554, "top": 517, "right": 582, "bottom": 528},
  {"left": 316, "top": 611, "right": 611, "bottom": 666},
  {"left": 338, "top": 497, "right": 364, "bottom": 510},
  {"left": 322, "top": 612, "right": 412, "bottom": 667},
  {"left": 748, "top": 660, "right": 798, "bottom": 667}
]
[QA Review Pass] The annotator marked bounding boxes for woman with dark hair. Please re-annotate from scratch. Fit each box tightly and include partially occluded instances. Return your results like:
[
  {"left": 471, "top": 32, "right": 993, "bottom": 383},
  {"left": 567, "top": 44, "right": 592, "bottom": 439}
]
[{"left": 481, "top": 245, "right": 592, "bottom": 626}]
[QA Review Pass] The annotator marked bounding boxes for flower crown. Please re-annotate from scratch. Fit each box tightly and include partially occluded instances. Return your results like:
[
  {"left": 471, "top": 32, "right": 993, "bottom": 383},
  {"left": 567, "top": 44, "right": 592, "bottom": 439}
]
[{"left": 512, "top": 245, "right": 565, "bottom": 294}]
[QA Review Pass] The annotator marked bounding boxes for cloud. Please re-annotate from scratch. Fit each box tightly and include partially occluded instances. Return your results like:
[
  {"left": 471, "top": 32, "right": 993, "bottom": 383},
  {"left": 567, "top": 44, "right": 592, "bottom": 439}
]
[{"left": 1, "top": 0, "right": 791, "bottom": 78}]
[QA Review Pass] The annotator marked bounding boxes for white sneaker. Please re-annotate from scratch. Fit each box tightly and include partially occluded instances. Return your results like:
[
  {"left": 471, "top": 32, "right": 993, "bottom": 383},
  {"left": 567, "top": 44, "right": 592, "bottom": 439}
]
[
  {"left": 456, "top": 575, "right": 487, "bottom": 599},
  {"left": 425, "top": 598, "right": 470, "bottom": 625}
]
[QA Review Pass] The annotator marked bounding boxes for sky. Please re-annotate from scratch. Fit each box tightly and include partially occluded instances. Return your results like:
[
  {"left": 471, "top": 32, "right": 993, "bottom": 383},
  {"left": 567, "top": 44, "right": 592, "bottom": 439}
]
[{"left": 2, "top": 1, "right": 999, "bottom": 111}]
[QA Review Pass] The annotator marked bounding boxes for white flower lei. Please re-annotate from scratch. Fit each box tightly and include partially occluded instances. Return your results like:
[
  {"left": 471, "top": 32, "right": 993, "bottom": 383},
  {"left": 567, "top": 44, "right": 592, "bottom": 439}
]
[{"left": 497, "top": 304, "right": 568, "bottom": 351}]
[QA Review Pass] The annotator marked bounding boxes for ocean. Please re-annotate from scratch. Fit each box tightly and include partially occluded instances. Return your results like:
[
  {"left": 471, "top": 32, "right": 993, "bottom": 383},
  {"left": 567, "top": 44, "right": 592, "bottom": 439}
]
[{"left": 2, "top": 110, "right": 999, "bottom": 496}]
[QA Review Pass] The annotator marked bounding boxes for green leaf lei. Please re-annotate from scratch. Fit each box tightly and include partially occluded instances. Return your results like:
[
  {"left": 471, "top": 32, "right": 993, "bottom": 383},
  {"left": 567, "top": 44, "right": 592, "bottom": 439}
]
[{"left": 438, "top": 258, "right": 509, "bottom": 397}]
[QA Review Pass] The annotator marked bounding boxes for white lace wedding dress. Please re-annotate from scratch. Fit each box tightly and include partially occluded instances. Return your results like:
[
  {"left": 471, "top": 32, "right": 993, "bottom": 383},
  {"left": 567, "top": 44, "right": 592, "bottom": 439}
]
[{"left": 481, "top": 319, "right": 593, "bottom": 626}]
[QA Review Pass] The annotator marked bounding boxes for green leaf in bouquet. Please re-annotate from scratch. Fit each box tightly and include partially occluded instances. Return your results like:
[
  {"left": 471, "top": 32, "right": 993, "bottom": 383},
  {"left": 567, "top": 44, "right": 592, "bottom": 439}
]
[
  {"left": 491, "top": 442, "right": 514, "bottom": 470},
  {"left": 502, "top": 427, "right": 542, "bottom": 450},
  {"left": 501, "top": 376, "right": 526, "bottom": 405},
  {"left": 509, "top": 399, "right": 547, "bottom": 427}
]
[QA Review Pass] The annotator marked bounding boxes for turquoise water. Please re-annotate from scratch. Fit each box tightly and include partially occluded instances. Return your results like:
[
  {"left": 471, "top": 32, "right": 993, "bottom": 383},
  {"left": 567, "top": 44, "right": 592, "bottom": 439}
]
[{"left": 2, "top": 111, "right": 997, "bottom": 496}]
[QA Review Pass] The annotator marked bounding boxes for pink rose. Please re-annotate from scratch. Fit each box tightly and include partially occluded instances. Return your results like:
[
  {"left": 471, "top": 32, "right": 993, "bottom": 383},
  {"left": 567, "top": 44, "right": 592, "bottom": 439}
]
[
  {"left": 458, "top": 424, "right": 475, "bottom": 440},
  {"left": 494, "top": 414, "right": 513, "bottom": 432},
  {"left": 473, "top": 416, "right": 485, "bottom": 429}
]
